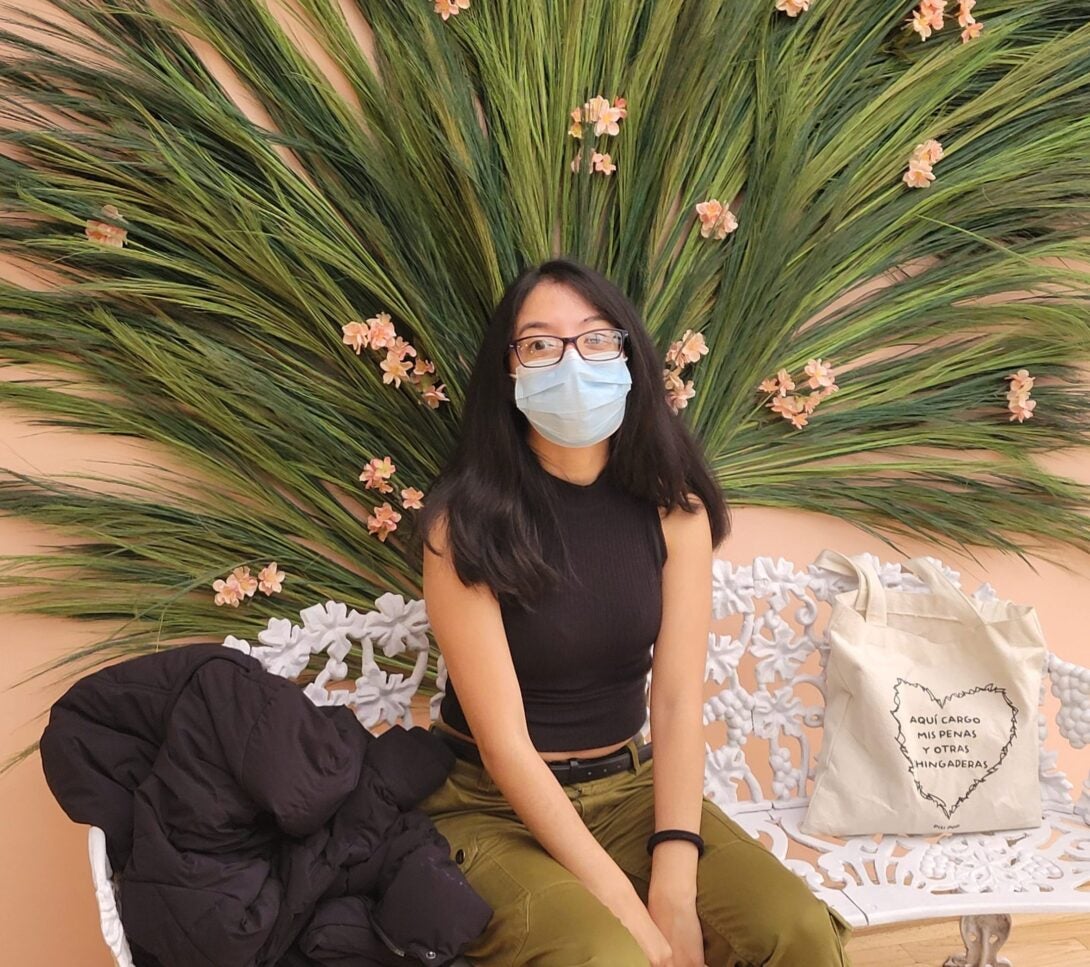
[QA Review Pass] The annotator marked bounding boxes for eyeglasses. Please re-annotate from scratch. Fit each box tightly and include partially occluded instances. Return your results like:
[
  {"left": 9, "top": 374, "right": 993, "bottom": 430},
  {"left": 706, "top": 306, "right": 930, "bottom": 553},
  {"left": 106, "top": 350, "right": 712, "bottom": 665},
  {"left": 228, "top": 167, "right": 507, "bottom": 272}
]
[{"left": 507, "top": 328, "right": 629, "bottom": 368}]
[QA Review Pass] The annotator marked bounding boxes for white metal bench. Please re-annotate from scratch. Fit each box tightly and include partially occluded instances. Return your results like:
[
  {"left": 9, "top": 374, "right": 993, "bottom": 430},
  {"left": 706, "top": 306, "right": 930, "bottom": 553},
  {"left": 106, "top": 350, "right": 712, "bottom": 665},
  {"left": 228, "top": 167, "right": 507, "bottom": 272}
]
[{"left": 87, "top": 553, "right": 1090, "bottom": 966}]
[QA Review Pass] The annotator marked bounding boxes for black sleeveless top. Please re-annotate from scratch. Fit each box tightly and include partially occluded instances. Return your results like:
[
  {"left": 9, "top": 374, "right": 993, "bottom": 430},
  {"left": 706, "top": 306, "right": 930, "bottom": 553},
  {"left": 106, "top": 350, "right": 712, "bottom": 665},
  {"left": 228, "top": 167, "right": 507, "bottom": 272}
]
[{"left": 438, "top": 464, "right": 667, "bottom": 752}]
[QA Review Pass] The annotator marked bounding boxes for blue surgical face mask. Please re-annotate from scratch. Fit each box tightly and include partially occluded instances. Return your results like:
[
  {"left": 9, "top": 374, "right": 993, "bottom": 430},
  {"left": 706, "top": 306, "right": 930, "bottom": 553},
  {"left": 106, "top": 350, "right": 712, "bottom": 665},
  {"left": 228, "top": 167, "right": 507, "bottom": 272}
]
[{"left": 509, "top": 347, "right": 632, "bottom": 447}]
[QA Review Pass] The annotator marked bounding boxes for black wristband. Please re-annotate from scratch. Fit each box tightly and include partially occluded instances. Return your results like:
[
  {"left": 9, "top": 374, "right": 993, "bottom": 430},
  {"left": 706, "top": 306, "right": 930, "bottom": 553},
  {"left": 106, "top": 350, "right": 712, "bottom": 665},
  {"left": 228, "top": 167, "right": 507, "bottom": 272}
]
[{"left": 646, "top": 828, "right": 705, "bottom": 858}]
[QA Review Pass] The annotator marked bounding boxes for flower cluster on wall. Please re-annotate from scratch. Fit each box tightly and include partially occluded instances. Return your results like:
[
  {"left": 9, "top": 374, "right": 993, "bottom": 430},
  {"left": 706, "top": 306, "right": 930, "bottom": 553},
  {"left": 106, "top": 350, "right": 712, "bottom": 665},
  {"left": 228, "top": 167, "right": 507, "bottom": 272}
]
[
  {"left": 341, "top": 313, "right": 449, "bottom": 409},
  {"left": 359, "top": 456, "right": 425, "bottom": 543},
  {"left": 758, "top": 360, "right": 840, "bottom": 430},
  {"left": 903, "top": 138, "right": 945, "bottom": 189},
  {"left": 213, "top": 562, "right": 286, "bottom": 607},
  {"left": 569, "top": 94, "right": 627, "bottom": 176},
  {"left": 84, "top": 204, "right": 128, "bottom": 247},
  {"left": 908, "top": 0, "right": 983, "bottom": 43},
  {"left": 664, "top": 330, "right": 710, "bottom": 414},
  {"left": 1006, "top": 369, "right": 1036, "bottom": 423}
]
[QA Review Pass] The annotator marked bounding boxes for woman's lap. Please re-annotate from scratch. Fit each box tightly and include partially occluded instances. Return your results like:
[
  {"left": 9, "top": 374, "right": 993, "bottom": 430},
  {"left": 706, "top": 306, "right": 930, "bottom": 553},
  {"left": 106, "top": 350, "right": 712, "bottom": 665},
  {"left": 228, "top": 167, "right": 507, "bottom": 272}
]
[{"left": 417, "top": 741, "right": 852, "bottom": 966}]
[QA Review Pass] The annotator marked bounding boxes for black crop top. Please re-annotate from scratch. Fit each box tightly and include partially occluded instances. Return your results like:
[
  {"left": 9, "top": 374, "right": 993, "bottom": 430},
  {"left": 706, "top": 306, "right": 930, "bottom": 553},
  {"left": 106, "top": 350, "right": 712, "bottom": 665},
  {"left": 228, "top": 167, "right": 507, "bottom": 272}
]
[{"left": 438, "top": 463, "right": 667, "bottom": 752}]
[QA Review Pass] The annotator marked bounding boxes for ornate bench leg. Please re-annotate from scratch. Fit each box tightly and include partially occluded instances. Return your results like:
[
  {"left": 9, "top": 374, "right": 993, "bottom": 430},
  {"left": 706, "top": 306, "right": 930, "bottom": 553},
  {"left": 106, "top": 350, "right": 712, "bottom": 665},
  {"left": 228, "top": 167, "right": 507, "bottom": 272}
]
[{"left": 942, "top": 914, "right": 1012, "bottom": 967}]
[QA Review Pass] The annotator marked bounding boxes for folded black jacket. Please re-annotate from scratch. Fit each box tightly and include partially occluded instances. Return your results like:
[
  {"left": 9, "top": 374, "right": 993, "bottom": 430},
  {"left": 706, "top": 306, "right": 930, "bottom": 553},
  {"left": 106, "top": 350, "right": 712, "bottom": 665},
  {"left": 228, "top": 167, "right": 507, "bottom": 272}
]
[{"left": 39, "top": 643, "right": 492, "bottom": 966}]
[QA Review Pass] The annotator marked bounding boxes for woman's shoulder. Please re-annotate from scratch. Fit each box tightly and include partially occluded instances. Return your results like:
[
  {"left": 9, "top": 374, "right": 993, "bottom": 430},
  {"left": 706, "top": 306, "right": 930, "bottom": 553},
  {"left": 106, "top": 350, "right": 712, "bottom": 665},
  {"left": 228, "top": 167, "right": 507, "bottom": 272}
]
[
  {"left": 657, "top": 491, "right": 706, "bottom": 522},
  {"left": 657, "top": 492, "right": 709, "bottom": 550}
]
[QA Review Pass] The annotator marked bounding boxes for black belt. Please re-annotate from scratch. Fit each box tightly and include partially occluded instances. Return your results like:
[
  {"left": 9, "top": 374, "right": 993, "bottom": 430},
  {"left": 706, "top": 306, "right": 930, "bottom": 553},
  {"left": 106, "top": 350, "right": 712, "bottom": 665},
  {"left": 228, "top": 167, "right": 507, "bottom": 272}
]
[{"left": 431, "top": 725, "right": 652, "bottom": 785}]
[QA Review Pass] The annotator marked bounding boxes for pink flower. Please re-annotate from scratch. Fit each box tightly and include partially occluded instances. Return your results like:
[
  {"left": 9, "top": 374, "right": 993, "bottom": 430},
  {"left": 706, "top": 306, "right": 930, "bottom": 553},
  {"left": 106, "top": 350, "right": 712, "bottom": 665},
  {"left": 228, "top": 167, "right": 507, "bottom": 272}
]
[
  {"left": 903, "top": 159, "right": 936, "bottom": 189},
  {"left": 258, "top": 562, "right": 286, "bottom": 595},
  {"left": 911, "top": 139, "right": 944, "bottom": 165},
  {"left": 909, "top": 8, "right": 934, "bottom": 40},
  {"left": 582, "top": 95, "right": 625, "bottom": 137},
  {"left": 434, "top": 0, "right": 470, "bottom": 21},
  {"left": 775, "top": 0, "right": 810, "bottom": 15},
  {"left": 581, "top": 95, "right": 609, "bottom": 123},
  {"left": 663, "top": 368, "right": 685, "bottom": 394},
  {"left": 366, "top": 503, "right": 402, "bottom": 542},
  {"left": 961, "top": 19, "right": 982, "bottom": 42},
  {"left": 420, "top": 383, "right": 449, "bottom": 409},
  {"left": 568, "top": 107, "right": 583, "bottom": 140},
  {"left": 212, "top": 573, "right": 244, "bottom": 607},
  {"left": 594, "top": 106, "right": 624, "bottom": 137},
  {"left": 921, "top": 0, "right": 947, "bottom": 29},
  {"left": 569, "top": 96, "right": 626, "bottom": 139},
  {"left": 1007, "top": 368, "right": 1035, "bottom": 394},
  {"left": 387, "top": 335, "right": 418, "bottom": 362},
  {"left": 804, "top": 357, "right": 837, "bottom": 389},
  {"left": 380, "top": 351, "right": 413, "bottom": 387},
  {"left": 360, "top": 457, "right": 396, "bottom": 493},
  {"left": 695, "top": 199, "right": 723, "bottom": 225},
  {"left": 756, "top": 369, "right": 796, "bottom": 397},
  {"left": 366, "top": 312, "right": 397, "bottom": 350},
  {"left": 666, "top": 379, "right": 696, "bottom": 413},
  {"left": 230, "top": 566, "right": 259, "bottom": 598},
  {"left": 413, "top": 357, "right": 437, "bottom": 376},
  {"left": 591, "top": 150, "right": 616, "bottom": 175},
  {"left": 957, "top": 0, "right": 976, "bottom": 26},
  {"left": 85, "top": 204, "right": 128, "bottom": 247},
  {"left": 341, "top": 321, "right": 371, "bottom": 354},
  {"left": 770, "top": 394, "right": 809, "bottom": 429},
  {"left": 1008, "top": 397, "right": 1036, "bottom": 422},
  {"left": 695, "top": 199, "right": 739, "bottom": 240},
  {"left": 400, "top": 487, "right": 425, "bottom": 510},
  {"left": 668, "top": 330, "right": 710, "bottom": 366}
]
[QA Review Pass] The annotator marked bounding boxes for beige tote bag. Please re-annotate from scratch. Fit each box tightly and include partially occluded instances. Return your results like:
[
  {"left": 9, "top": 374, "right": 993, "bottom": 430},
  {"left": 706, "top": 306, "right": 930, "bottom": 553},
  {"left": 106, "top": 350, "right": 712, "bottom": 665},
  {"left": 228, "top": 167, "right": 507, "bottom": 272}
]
[{"left": 801, "top": 549, "right": 1047, "bottom": 836}]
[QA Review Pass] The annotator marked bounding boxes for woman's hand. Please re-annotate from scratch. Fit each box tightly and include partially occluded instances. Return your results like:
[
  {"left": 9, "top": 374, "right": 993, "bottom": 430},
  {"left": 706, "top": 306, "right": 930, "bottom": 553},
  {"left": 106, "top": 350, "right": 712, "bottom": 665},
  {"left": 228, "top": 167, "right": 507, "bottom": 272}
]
[
  {"left": 647, "top": 889, "right": 705, "bottom": 967},
  {"left": 610, "top": 891, "right": 676, "bottom": 967}
]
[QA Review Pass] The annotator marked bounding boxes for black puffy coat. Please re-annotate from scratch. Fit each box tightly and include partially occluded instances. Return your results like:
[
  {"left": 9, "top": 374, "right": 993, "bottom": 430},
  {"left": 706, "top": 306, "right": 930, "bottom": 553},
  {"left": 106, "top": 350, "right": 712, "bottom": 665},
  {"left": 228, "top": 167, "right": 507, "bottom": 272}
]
[{"left": 39, "top": 643, "right": 492, "bottom": 966}]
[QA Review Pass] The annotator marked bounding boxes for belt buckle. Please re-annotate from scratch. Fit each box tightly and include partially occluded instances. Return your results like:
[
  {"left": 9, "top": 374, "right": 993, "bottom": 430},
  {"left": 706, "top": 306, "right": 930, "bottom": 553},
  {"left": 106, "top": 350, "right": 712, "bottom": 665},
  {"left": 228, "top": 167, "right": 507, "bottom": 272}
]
[{"left": 562, "top": 757, "right": 581, "bottom": 784}]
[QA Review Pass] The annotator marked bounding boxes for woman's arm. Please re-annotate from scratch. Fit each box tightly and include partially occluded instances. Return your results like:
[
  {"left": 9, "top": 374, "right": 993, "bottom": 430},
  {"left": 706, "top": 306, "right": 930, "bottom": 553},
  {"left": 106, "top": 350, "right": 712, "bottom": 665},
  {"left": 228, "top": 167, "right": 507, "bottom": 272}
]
[
  {"left": 647, "top": 494, "right": 714, "bottom": 901},
  {"left": 422, "top": 512, "right": 665, "bottom": 950}
]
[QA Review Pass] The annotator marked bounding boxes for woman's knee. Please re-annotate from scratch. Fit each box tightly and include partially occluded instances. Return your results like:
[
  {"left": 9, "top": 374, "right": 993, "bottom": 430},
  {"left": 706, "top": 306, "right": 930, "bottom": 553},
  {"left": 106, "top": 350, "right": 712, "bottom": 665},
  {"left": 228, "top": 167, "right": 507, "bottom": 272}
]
[
  {"left": 518, "top": 880, "right": 650, "bottom": 966},
  {"left": 696, "top": 841, "right": 850, "bottom": 966},
  {"left": 769, "top": 895, "right": 850, "bottom": 965}
]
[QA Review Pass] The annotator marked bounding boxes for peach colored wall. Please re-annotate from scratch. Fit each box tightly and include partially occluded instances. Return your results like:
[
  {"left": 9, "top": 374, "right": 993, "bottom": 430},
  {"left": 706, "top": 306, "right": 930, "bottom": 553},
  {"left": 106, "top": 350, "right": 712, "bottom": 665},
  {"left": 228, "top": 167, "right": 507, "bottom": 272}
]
[
  {"left": 4, "top": 410, "right": 1090, "bottom": 964},
  {"left": 3, "top": 3, "right": 1090, "bottom": 965}
]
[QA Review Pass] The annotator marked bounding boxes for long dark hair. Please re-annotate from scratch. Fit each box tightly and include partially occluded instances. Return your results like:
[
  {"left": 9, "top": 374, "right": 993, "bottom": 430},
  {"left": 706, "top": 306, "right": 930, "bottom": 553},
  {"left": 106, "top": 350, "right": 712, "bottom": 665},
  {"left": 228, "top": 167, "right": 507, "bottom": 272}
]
[{"left": 412, "top": 256, "right": 730, "bottom": 611}]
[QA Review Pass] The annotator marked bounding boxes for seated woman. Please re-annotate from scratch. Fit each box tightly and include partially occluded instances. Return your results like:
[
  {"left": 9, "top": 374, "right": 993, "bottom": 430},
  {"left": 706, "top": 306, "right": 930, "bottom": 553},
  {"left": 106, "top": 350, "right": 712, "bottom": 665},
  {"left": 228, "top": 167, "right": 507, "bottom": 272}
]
[{"left": 414, "top": 256, "right": 853, "bottom": 967}]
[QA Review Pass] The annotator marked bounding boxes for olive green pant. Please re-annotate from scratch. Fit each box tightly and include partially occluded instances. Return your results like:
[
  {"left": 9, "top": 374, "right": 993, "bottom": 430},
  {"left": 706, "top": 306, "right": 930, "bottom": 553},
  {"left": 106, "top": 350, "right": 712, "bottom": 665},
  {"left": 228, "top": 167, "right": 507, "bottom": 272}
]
[{"left": 418, "top": 725, "right": 853, "bottom": 966}]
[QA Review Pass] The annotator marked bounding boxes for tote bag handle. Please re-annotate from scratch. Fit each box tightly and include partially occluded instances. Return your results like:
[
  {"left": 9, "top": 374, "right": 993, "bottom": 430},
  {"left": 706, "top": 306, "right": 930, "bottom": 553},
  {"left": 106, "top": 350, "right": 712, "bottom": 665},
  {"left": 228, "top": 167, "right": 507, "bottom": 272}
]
[
  {"left": 901, "top": 556, "right": 985, "bottom": 628},
  {"left": 813, "top": 549, "right": 887, "bottom": 624}
]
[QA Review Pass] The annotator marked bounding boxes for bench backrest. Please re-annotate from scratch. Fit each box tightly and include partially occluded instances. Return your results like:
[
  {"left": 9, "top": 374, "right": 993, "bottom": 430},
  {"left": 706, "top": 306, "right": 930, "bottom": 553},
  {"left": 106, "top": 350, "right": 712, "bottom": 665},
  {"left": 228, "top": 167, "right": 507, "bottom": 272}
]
[{"left": 224, "top": 553, "right": 1090, "bottom": 818}]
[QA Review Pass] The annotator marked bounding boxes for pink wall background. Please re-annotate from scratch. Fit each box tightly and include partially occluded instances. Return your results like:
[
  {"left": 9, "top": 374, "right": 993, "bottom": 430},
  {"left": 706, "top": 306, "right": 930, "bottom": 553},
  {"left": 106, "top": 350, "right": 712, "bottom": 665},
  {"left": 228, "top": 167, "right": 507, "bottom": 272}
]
[
  {"left": 2, "top": 2, "right": 1089, "bottom": 963},
  {"left": 4, "top": 407, "right": 1089, "bottom": 964}
]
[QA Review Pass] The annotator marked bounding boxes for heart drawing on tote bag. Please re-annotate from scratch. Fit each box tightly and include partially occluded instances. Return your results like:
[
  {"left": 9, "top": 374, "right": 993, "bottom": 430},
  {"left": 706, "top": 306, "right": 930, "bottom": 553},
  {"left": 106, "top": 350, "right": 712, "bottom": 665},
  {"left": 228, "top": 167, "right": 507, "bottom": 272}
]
[{"left": 890, "top": 679, "right": 1020, "bottom": 820}]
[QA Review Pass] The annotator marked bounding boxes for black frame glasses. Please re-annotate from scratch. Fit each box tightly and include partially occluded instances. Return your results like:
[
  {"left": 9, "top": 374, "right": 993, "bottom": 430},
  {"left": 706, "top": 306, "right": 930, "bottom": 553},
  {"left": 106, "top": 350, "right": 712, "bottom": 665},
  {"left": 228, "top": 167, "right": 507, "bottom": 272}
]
[{"left": 507, "top": 328, "right": 629, "bottom": 368}]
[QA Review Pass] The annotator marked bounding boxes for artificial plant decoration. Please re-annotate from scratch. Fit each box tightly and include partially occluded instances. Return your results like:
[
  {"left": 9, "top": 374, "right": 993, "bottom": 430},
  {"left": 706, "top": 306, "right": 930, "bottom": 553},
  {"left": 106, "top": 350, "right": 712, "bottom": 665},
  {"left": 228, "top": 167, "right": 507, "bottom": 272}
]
[{"left": 2, "top": 0, "right": 1090, "bottom": 771}]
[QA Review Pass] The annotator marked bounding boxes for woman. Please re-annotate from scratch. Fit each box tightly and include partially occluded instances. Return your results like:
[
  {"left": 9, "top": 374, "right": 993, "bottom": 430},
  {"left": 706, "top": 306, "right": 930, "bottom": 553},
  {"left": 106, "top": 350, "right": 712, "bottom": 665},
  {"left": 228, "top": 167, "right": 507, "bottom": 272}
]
[{"left": 414, "top": 257, "right": 852, "bottom": 966}]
